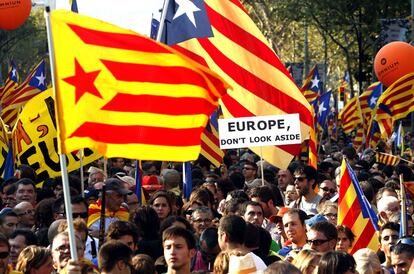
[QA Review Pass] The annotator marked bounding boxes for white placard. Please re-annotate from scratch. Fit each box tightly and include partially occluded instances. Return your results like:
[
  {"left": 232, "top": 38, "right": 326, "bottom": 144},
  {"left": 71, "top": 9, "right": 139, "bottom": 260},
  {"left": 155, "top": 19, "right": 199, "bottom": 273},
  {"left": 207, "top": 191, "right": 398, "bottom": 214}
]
[{"left": 218, "top": 114, "right": 302, "bottom": 149}]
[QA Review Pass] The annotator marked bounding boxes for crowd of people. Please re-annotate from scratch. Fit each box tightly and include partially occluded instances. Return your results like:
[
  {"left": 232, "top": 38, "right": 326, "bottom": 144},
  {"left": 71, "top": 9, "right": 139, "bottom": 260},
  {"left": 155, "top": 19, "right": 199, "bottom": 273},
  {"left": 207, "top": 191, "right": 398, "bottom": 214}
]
[{"left": 0, "top": 134, "right": 414, "bottom": 274}]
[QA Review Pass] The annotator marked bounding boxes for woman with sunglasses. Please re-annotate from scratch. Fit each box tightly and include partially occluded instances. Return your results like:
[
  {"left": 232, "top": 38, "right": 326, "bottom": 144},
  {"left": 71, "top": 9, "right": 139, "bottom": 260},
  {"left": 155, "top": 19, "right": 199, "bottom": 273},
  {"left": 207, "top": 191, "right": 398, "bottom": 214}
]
[{"left": 318, "top": 201, "right": 338, "bottom": 226}]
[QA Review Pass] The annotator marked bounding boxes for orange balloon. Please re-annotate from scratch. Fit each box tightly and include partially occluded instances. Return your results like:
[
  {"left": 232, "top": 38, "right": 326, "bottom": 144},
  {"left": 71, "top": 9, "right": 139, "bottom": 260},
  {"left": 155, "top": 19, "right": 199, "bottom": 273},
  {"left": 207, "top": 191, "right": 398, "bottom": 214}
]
[
  {"left": 374, "top": 41, "right": 414, "bottom": 87},
  {"left": 0, "top": 0, "right": 31, "bottom": 30}
]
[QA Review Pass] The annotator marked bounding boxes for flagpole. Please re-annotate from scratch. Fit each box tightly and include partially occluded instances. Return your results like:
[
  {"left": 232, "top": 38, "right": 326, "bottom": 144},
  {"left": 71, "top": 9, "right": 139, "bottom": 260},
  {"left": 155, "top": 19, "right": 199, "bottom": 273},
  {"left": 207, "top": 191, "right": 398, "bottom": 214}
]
[
  {"left": 260, "top": 146, "right": 264, "bottom": 186},
  {"left": 79, "top": 149, "right": 84, "bottom": 197},
  {"left": 44, "top": 3, "right": 78, "bottom": 261},
  {"left": 156, "top": 0, "right": 171, "bottom": 42},
  {"left": 400, "top": 173, "right": 407, "bottom": 237}
]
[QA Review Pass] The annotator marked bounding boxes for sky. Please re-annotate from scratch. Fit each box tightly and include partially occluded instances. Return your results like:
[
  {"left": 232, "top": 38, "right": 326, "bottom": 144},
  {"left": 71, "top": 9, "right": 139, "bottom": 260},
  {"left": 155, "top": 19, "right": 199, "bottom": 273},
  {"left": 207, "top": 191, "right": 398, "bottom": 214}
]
[{"left": 40, "top": 0, "right": 165, "bottom": 35}]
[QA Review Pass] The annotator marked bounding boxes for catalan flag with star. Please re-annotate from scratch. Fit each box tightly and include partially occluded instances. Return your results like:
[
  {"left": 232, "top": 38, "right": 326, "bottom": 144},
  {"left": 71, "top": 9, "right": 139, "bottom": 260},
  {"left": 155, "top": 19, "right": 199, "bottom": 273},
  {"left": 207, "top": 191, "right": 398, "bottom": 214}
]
[{"left": 50, "top": 10, "right": 229, "bottom": 161}]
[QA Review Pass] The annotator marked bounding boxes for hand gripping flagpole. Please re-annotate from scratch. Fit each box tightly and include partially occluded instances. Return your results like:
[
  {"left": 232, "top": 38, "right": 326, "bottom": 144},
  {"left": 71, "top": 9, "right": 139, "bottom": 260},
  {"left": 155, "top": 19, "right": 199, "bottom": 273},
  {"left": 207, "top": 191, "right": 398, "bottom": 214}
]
[
  {"left": 44, "top": 3, "right": 78, "bottom": 261},
  {"left": 156, "top": 0, "right": 171, "bottom": 42}
]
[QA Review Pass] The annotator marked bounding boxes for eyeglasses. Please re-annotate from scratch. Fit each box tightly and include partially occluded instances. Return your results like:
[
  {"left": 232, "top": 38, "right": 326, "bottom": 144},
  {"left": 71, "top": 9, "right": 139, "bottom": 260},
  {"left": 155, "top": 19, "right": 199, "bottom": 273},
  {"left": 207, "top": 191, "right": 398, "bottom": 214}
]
[
  {"left": 194, "top": 218, "right": 212, "bottom": 224},
  {"left": 321, "top": 187, "right": 336, "bottom": 194},
  {"left": 0, "top": 252, "right": 8, "bottom": 259},
  {"left": 54, "top": 244, "right": 83, "bottom": 253},
  {"left": 17, "top": 209, "right": 35, "bottom": 216},
  {"left": 73, "top": 212, "right": 89, "bottom": 219},
  {"left": 294, "top": 176, "right": 307, "bottom": 182},
  {"left": 307, "top": 239, "right": 330, "bottom": 246}
]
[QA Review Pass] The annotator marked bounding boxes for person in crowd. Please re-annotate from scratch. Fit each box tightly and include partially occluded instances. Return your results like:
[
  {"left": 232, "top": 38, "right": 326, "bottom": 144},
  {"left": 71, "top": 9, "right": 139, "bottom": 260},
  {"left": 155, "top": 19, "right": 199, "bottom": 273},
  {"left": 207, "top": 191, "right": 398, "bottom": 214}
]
[
  {"left": 242, "top": 161, "right": 258, "bottom": 188},
  {"left": 391, "top": 238, "right": 414, "bottom": 274},
  {"left": 264, "top": 261, "right": 302, "bottom": 274},
  {"left": 277, "top": 169, "right": 294, "bottom": 194},
  {"left": 241, "top": 201, "right": 264, "bottom": 227},
  {"left": 51, "top": 231, "right": 86, "bottom": 274},
  {"left": 106, "top": 221, "right": 139, "bottom": 253},
  {"left": 278, "top": 208, "right": 308, "bottom": 258},
  {"left": 377, "top": 195, "right": 400, "bottom": 225},
  {"left": 9, "top": 229, "right": 38, "bottom": 268},
  {"left": 191, "top": 207, "right": 213, "bottom": 238},
  {"left": 318, "top": 201, "right": 338, "bottom": 226},
  {"left": 292, "top": 249, "right": 321, "bottom": 274},
  {"left": 318, "top": 179, "right": 337, "bottom": 202},
  {"left": 13, "top": 202, "right": 35, "bottom": 229},
  {"left": 217, "top": 215, "right": 267, "bottom": 271},
  {"left": 0, "top": 210, "right": 18, "bottom": 237},
  {"left": 99, "top": 240, "right": 133, "bottom": 274},
  {"left": 353, "top": 248, "right": 382, "bottom": 274},
  {"left": 161, "top": 169, "right": 182, "bottom": 197},
  {"left": 336, "top": 225, "right": 355, "bottom": 253},
  {"left": 163, "top": 227, "right": 196, "bottom": 274},
  {"left": 131, "top": 254, "right": 155, "bottom": 274},
  {"left": 379, "top": 222, "right": 400, "bottom": 272},
  {"left": 133, "top": 206, "right": 162, "bottom": 260},
  {"left": 15, "top": 245, "right": 54, "bottom": 274},
  {"left": 316, "top": 251, "right": 357, "bottom": 274},
  {"left": 290, "top": 165, "right": 322, "bottom": 216},
  {"left": 15, "top": 179, "right": 37, "bottom": 205},
  {"left": 192, "top": 227, "right": 220, "bottom": 272},
  {"left": 284, "top": 184, "right": 298, "bottom": 205},
  {"left": 149, "top": 190, "right": 173, "bottom": 223},
  {"left": 87, "top": 178, "right": 131, "bottom": 234},
  {"left": 307, "top": 221, "right": 338, "bottom": 253},
  {"left": 88, "top": 167, "right": 106, "bottom": 190}
]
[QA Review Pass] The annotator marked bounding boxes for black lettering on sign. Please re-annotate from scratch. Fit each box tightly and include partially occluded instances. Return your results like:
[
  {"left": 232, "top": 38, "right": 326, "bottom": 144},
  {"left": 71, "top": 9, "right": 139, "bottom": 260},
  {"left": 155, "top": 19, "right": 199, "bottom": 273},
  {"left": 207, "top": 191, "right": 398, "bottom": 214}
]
[
  {"left": 38, "top": 139, "right": 61, "bottom": 172},
  {"left": 44, "top": 96, "right": 57, "bottom": 130},
  {"left": 0, "top": 147, "right": 8, "bottom": 176}
]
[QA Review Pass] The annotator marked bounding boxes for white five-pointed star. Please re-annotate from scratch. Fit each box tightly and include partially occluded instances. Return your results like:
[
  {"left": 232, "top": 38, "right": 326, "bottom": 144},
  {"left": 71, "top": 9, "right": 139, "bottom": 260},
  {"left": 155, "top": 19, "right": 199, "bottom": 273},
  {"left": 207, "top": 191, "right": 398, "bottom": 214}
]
[
  {"left": 310, "top": 76, "right": 320, "bottom": 89},
  {"left": 318, "top": 101, "right": 327, "bottom": 116},
  {"left": 173, "top": 0, "right": 200, "bottom": 27},
  {"left": 11, "top": 68, "right": 16, "bottom": 78},
  {"left": 36, "top": 73, "right": 46, "bottom": 86},
  {"left": 370, "top": 96, "right": 378, "bottom": 107}
]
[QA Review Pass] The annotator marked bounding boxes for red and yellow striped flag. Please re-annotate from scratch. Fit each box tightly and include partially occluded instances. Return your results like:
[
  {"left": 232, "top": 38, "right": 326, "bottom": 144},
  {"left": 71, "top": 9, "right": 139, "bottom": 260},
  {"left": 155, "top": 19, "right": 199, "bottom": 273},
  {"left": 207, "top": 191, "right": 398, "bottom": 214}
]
[
  {"left": 376, "top": 72, "right": 414, "bottom": 138},
  {"left": 174, "top": 0, "right": 313, "bottom": 169},
  {"left": 0, "top": 61, "right": 19, "bottom": 102},
  {"left": 339, "top": 96, "right": 363, "bottom": 134},
  {"left": 50, "top": 10, "right": 229, "bottom": 161},
  {"left": 376, "top": 152, "right": 400, "bottom": 166},
  {"left": 301, "top": 64, "right": 320, "bottom": 103},
  {"left": 338, "top": 159, "right": 380, "bottom": 254}
]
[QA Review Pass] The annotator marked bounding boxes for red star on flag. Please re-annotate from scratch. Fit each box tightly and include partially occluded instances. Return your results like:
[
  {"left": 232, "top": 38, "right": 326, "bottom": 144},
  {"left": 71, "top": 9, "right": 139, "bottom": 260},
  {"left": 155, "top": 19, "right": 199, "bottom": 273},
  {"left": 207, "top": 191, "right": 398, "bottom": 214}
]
[{"left": 63, "top": 59, "right": 102, "bottom": 103}]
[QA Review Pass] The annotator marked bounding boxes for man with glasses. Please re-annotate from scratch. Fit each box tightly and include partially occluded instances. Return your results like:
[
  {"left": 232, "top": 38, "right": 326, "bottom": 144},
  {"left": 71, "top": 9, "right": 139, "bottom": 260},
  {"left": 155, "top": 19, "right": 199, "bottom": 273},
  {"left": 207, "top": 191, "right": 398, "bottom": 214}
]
[
  {"left": 290, "top": 165, "right": 322, "bottom": 216},
  {"left": 379, "top": 222, "right": 400, "bottom": 272},
  {"left": 191, "top": 207, "right": 213, "bottom": 238},
  {"left": 318, "top": 179, "right": 337, "bottom": 202},
  {"left": 51, "top": 231, "right": 85, "bottom": 274},
  {"left": 391, "top": 237, "right": 414, "bottom": 274},
  {"left": 307, "top": 221, "right": 337, "bottom": 253},
  {"left": 242, "top": 161, "right": 258, "bottom": 188},
  {"left": 13, "top": 201, "right": 35, "bottom": 229}
]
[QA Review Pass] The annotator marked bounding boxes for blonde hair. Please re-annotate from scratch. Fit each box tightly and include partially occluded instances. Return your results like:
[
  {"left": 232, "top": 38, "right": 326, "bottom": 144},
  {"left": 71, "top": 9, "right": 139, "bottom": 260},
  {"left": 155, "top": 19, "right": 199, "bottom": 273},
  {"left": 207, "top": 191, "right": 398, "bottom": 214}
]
[
  {"left": 292, "top": 249, "right": 321, "bottom": 274},
  {"left": 213, "top": 250, "right": 246, "bottom": 274},
  {"left": 317, "top": 200, "right": 338, "bottom": 214},
  {"left": 353, "top": 248, "right": 381, "bottom": 274},
  {"left": 16, "top": 245, "right": 51, "bottom": 274}
]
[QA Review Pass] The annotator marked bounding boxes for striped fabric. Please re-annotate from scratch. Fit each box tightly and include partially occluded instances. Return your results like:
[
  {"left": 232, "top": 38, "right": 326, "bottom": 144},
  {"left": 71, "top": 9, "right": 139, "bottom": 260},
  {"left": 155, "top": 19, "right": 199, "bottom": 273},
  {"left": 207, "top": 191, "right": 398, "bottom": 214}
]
[
  {"left": 339, "top": 96, "right": 363, "bottom": 134},
  {"left": 200, "top": 111, "right": 224, "bottom": 167},
  {"left": 301, "top": 64, "right": 320, "bottom": 103},
  {"left": 376, "top": 72, "right": 414, "bottom": 138},
  {"left": 50, "top": 10, "right": 228, "bottom": 161},
  {"left": 0, "top": 61, "right": 19, "bottom": 102},
  {"left": 175, "top": 0, "right": 313, "bottom": 169},
  {"left": 352, "top": 127, "right": 364, "bottom": 151},
  {"left": 376, "top": 152, "right": 400, "bottom": 166},
  {"left": 338, "top": 159, "right": 380, "bottom": 254},
  {"left": 1, "top": 60, "right": 47, "bottom": 126}
]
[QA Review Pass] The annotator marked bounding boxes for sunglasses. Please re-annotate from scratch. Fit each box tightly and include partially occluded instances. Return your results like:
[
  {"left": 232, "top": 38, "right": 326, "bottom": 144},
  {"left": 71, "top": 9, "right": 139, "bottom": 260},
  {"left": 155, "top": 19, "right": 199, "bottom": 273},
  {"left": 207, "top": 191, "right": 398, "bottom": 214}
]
[
  {"left": 0, "top": 252, "right": 8, "bottom": 259},
  {"left": 294, "top": 176, "right": 307, "bottom": 182},
  {"left": 321, "top": 187, "right": 336, "bottom": 194},
  {"left": 307, "top": 239, "right": 330, "bottom": 246},
  {"left": 73, "top": 212, "right": 89, "bottom": 219}
]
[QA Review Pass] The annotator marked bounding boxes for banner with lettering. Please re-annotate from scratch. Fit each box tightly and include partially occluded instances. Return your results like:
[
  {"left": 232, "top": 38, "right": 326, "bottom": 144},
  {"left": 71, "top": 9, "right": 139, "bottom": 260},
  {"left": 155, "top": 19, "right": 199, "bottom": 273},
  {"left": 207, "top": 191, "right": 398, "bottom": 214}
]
[
  {"left": 0, "top": 119, "right": 10, "bottom": 177},
  {"left": 12, "top": 89, "right": 101, "bottom": 184}
]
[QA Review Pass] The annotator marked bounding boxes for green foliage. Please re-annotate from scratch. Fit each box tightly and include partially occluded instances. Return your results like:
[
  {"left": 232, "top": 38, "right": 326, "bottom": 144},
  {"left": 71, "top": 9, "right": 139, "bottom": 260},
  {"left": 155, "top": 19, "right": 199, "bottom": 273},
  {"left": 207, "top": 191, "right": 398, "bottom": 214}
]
[{"left": 0, "top": 8, "right": 48, "bottom": 84}]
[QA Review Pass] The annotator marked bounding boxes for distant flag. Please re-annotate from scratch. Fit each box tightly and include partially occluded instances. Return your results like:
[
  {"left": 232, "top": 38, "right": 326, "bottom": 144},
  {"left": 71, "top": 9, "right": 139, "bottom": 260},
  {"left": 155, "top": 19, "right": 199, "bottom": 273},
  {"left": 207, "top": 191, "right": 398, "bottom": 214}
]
[
  {"left": 308, "top": 125, "right": 317, "bottom": 169},
  {"left": 375, "top": 72, "right": 414, "bottom": 138},
  {"left": 338, "top": 159, "right": 380, "bottom": 254},
  {"left": 338, "top": 71, "right": 349, "bottom": 103},
  {"left": 317, "top": 91, "right": 331, "bottom": 130},
  {"left": 301, "top": 65, "right": 322, "bottom": 104},
  {"left": 368, "top": 83, "right": 383, "bottom": 110},
  {"left": 50, "top": 10, "right": 228, "bottom": 161},
  {"left": 1, "top": 60, "right": 47, "bottom": 126},
  {"left": 353, "top": 127, "right": 364, "bottom": 151},
  {"left": 162, "top": 0, "right": 213, "bottom": 45},
  {"left": 200, "top": 108, "right": 224, "bottom": 167},
  {"left": 3, "top": 142, "right": 14, "bottom": 180},
  {"left": 339, "top": 96, "right": 363, "bottom": 134},
  {"left": 170, "top": 0, "right": 314, "bottom": 169},
  {"left": 0, "top": 61, "right": 19, "bottom": 102},
  {"left": 150, "top": 18, "right": 160, "bottom": 40},
  {"left": 70, "top": 0, "right": 78, "bottom": 12},
  {"left": 366, "top": 120, "right": 381, "bottom": 149},
  {"left": 376, "top": 152, "right": 400, "bottom": 166},
  {"left": 134, "top": 160, "right": 142, "bottom": 204},
  {"left": 183, "top": 162, "right": 192, "bottom": 200},
  {"left": 396, "top": 121, "right": 404, "bottom": 152}
]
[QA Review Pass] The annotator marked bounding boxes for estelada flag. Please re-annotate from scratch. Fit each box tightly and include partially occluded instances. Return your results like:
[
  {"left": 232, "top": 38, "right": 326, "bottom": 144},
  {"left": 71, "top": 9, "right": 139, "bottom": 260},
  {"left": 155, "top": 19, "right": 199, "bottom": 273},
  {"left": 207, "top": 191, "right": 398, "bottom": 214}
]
[{"left": 50, "top": 10, "right": 229, "bottom": 162}]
